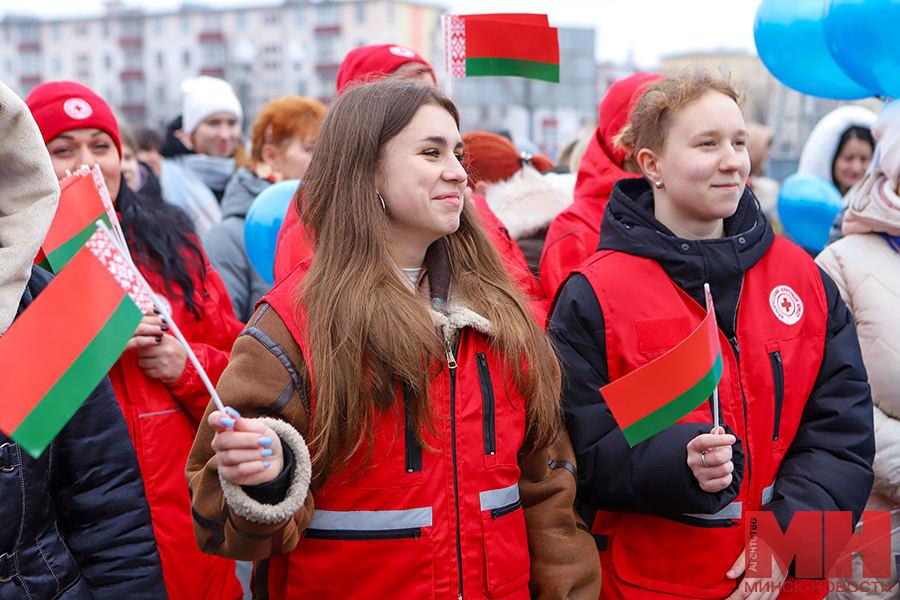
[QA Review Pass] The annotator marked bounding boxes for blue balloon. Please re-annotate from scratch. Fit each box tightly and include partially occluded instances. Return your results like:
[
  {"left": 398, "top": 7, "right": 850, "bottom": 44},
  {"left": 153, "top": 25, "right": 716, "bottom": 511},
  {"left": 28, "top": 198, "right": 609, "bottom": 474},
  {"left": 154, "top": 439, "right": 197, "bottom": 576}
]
[
  {"left": 245, "top": 179, "right": 300, "bottom": 285},
  {"left": 777, "top": 173, "right": 843, "bottom": 253},
  {"left": 824, "top": 0, "right": 900, "bottom": 98},
  {"left": 754, "top": 0, "right": 874, "bottom": 100}
]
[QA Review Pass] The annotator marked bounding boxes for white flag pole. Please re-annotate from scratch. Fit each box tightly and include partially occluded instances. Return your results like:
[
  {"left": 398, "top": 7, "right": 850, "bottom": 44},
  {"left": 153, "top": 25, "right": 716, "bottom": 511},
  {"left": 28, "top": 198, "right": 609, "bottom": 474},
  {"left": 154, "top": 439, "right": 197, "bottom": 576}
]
[
  {"left": 95, "top": 220, "right": 227, "bottom": 413},
  {"left": 704, "top": 283, "right": 721, "bottom": 434}
]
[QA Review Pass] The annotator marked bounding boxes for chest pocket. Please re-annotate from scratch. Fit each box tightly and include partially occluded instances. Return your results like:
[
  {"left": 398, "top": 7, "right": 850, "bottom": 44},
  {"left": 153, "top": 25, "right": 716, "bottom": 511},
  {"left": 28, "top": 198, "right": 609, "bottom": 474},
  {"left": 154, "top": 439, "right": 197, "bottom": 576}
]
[{"left": 477, "top": 352, "right": 525, "bottom": 469}]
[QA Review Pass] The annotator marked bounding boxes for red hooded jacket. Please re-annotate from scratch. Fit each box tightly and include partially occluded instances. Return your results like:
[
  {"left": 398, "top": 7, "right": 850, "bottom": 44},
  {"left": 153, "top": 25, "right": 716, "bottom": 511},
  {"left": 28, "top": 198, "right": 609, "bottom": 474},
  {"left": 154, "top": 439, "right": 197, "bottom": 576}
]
[{"left": 539, "top": 72, "right": 663, "bottom": 299}]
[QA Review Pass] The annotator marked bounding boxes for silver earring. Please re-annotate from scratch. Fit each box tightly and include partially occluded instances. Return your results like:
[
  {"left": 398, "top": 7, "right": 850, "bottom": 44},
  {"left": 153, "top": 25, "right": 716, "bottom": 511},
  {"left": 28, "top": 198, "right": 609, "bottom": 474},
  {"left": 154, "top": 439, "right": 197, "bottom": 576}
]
[
  {"left": 378, "top": 193, "right": 386, "bottom": 211},
  {"left": 655, "top": 181, "right": 662, "bottom": 189}
]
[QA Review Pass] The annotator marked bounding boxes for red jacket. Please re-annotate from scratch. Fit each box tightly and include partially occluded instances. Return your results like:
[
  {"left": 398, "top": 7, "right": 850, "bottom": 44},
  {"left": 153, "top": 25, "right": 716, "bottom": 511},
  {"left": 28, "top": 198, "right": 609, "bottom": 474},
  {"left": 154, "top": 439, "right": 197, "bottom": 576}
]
[
  {"left": 539, "top": 72, "right": 663, "bottom": 300},
  {"left": 109, "top": 248, "right": 245, "bottom": 600},
  {"left": 273, "top": 193, "right": 549, "bottom": 325},
  {"left": 259, "top": 262, "right": 534, "bottom": 599}
]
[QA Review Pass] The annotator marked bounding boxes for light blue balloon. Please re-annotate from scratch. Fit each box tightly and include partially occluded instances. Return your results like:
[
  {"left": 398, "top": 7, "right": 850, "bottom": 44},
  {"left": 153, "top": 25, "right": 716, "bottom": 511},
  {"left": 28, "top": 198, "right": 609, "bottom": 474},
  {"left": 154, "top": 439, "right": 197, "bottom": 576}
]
[
  {"left": 824, "top": 0, "right": 900, "bottom": 98},
  {"left": 754, "top": 0, "right": 874, "bottom": 100},
  {"left": 245, "top": 179, "right": 301, "bottom": 285},
  {"left": 777, "top": 173, "right": 844, "bottom": 253}
]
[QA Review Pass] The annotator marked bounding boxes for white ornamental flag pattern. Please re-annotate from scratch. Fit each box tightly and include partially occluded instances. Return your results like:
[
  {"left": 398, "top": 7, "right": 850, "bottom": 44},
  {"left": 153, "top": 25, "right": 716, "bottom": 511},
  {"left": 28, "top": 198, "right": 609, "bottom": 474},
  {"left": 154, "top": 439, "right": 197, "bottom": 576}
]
[
  {"left": 85, "top": 230, "right": 155, "bottom": 313},
  {"left": 89, "top": 165, "right": 118, "bottom": 226},
  {"left": 443, "top": 15, "right": 466, "bottom": 78}
]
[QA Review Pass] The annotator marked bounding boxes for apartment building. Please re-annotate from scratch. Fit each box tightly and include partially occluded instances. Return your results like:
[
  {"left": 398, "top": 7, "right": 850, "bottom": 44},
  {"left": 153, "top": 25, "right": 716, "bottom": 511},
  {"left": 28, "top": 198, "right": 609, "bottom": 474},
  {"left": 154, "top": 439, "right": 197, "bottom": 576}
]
[{"left": 0, "top": 0, "right": 445, "bottom": 128}]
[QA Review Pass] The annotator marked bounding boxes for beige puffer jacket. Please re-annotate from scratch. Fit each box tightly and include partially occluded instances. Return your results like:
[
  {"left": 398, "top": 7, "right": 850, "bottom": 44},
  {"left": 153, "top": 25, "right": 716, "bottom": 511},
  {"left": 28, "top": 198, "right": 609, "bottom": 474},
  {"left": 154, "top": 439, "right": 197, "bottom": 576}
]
[{"left": 816, "top": 169, "right": 900, "bottom": 599}]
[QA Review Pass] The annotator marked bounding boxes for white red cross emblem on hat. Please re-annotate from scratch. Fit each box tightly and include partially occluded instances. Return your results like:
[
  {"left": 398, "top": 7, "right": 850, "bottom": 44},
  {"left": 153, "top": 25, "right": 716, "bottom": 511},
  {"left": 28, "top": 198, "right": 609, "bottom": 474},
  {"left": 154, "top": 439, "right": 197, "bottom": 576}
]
[{"left": 64, "top": 97, "right": 93, "bottom": 119}]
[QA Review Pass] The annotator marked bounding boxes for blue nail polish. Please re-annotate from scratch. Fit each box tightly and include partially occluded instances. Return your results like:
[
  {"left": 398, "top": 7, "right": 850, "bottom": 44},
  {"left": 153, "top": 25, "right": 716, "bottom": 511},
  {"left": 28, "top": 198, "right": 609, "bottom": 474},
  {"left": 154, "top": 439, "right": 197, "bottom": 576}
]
[
  {"left": 224, "top": 406, "right": 241, "bottom": 418},
  {"left": 263, "top": 462, "right": 271, "bottom": 468},
  {"left": 259, "top": 437, "right": 273, "bottom": 446},
  {"left": 220, "top": 417, "right": 236, "bottom": 427},
  {"left": 262, "top": 448, "right": 273, "bottom": 457}
]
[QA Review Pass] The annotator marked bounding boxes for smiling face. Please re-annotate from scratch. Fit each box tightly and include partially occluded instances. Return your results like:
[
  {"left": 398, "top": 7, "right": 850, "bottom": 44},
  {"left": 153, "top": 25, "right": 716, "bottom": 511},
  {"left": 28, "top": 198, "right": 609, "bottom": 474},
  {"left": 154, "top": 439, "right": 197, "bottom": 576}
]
[
  {"left": 638, "top": 90, "right": 750, "bottom": 240},
  {"left": 46, "top": 127, "right": 121, "bottom": 200},
  {"left": 833, "top": 136, "right": 873, "bottom": 195},
  {"left": 190, "top": 112, "right": 241, "bottom": 158},
  {"left": 375, "top": 103, "right": 467, "bottom": 268}
]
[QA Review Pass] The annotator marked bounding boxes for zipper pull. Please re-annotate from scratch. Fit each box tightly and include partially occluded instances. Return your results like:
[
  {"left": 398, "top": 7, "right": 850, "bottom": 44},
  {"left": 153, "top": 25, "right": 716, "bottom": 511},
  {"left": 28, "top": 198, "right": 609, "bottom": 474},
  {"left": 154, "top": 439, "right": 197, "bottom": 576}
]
[
  {"left": 729, "top": 336, "right": 740, "bottom": 355},
  {"left": 775, "top": 351, "right": 782, "bottom": 365},
  {"left": 445, "top": 338, "right": 457, "bottom": 370}
]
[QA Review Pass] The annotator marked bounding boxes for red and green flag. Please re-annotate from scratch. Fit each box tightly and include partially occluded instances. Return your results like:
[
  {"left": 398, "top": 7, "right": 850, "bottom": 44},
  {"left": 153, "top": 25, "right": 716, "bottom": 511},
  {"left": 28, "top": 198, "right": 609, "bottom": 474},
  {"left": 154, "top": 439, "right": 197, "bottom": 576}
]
[
  {"left": 443, "top": 13, "right": 560, "bottom": 83},
  {"left": 1, "top": 227, "right": 152, "bottom": 457},
  {"left": 36, "top": 166, "right": 116, "bottom": 274},
  {"left": 600, "top": 286, "right": 723, "bottom": 447}
]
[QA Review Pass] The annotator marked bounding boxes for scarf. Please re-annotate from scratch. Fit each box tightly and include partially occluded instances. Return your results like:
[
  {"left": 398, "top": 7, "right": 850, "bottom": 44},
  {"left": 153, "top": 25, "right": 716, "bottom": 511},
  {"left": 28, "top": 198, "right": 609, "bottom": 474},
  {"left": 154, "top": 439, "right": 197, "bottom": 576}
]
[{"left": 160, "top": 154, "right": 235, "bottom": 239}]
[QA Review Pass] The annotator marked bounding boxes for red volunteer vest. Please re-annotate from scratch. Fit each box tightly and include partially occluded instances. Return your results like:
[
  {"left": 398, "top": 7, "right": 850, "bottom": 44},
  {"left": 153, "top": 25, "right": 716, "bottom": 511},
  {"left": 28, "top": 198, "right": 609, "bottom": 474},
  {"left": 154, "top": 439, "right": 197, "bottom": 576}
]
[
  {"left": 578, "top": 236, "right": 829, "bottom": 600},
  {"left": 259, "top": 263, "right": 532, "bottom": 600}
]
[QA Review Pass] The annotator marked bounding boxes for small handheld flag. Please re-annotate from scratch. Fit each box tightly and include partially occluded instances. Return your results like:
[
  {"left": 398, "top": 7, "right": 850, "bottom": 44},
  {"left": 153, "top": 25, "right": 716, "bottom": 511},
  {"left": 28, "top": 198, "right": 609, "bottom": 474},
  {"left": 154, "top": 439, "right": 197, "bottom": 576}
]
[
  {"left": 0, "top": 226, "right": 153, "bottom": 457},
  {"left": 36, "top": 165, "right": 115, "bottom": 274},
  {"left": 443, "top": 13, "right": 560, "bottom": 83},
  {"left": 600, "top": 283, "right": 724, "bottom": 447}
]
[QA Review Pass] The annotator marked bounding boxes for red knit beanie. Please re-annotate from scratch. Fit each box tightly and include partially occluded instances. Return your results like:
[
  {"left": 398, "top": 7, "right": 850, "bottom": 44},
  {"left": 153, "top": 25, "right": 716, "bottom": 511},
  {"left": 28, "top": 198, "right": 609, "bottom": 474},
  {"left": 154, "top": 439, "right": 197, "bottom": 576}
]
[
  {"left": 598, "top": 72, "right": 665, "bottom": 167},
  {"left": 462, "top": 131, "right": 523, "bottom": 186},
  {"left": 24, "top": 81, "right": 121, "bottom": 157},
  {"left": 336, "top": 44, "right": 433, "bottom": 95}
]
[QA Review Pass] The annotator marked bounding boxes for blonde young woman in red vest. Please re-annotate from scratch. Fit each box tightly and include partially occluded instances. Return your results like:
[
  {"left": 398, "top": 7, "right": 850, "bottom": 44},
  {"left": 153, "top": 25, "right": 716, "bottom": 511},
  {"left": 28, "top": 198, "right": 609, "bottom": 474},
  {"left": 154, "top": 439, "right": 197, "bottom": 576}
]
[
  {"left": 187, "top": 80, "right": 601, "bottom": 600},
  {"left": 549, "top": 70, "right": 874, "bottom": 600}
]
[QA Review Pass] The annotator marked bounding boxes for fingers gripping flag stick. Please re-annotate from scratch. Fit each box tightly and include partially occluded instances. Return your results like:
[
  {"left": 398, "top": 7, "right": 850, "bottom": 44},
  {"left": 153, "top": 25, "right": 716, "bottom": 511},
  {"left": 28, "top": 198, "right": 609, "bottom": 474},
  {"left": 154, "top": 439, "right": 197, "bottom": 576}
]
[
  {"left": 0, "top": 226, "right": 153, "bottom": 457},
  {"left": 599, "top": 283, "right": 724, "bottom": 447},
  {"left": 443, "top": 13, "right": 560, "bottom": 83}
]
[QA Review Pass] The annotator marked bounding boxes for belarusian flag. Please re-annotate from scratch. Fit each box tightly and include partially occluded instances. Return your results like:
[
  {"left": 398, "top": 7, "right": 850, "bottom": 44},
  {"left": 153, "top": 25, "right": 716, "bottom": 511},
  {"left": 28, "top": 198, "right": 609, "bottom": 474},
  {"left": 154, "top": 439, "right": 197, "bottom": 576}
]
[
  {"left": 600, "top": 286, "right": 723, "bottom": 447},
  {"left": 443, "top": 13, "right": 560, "bottom": 83},
  {"left": 36, "top": 166, "right": 116, "bottom": 274},
  {"left": 0, "top": 227, "right": 152, "bottom": 457}
]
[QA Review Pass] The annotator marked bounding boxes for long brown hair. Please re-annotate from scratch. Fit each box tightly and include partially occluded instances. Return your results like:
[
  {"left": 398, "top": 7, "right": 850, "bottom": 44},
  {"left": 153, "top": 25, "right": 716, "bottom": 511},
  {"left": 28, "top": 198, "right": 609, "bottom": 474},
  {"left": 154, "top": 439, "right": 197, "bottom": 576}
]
[{"left": 298, "top": 79, "right": 561, "bottom": 487}]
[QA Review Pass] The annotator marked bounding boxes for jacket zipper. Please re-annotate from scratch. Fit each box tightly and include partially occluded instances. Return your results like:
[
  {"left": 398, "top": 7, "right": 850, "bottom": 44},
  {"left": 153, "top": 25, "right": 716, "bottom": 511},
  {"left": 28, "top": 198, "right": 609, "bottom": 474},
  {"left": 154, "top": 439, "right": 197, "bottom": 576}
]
[
  {"left": 491, "top": 499, "right": 522, "bottom": 520},
  {"left": 445, "top": 335, "right": 464, "bottom": 600},
  {"left": 476, "top": 353, "right": 496, "bottom": 456},
  {"left": 304, "top": 527, "right": 422, "bottom": 541},
  {"left": 769, "top": 351, "right": 784, "bottom": 441}
]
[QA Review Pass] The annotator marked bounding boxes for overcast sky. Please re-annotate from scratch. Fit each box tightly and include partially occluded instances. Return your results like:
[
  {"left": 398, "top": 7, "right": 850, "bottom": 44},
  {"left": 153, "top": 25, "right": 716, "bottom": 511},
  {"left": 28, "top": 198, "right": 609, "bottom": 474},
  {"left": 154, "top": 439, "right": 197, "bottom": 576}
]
[{"left": 0, "top": 0, "right": 764, "bottom": 67}]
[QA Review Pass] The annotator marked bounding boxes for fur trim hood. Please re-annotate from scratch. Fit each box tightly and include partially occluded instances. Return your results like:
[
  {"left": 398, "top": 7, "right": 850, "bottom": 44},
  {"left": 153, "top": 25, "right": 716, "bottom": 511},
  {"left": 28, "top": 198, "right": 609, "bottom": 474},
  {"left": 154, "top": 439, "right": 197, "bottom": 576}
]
[
  {"left": 0, "top": 79, "right": 60, "bottom": 334},
  {"left": 797, "top": 105, "right": 877, "bottom": 186},
  {"left": 483, "top": 166, "right": 574, "bottom": 239}
]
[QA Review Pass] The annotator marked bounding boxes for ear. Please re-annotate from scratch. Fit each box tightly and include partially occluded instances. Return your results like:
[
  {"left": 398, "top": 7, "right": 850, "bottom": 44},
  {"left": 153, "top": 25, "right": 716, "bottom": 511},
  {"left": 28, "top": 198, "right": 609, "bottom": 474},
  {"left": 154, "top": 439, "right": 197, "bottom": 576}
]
[
  {"left": 260, "top": 143, "right": 281, "bottom": 171},
  {"left": 636, "top": 148, "right": 661, "bottom": 183}
]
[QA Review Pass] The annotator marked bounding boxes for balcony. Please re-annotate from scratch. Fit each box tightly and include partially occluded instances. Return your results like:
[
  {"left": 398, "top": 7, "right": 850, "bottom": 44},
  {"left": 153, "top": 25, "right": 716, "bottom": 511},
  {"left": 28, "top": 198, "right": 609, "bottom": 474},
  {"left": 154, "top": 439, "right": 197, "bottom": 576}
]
[
  {"left": 120, "top": 103, "right": 146, "bottom": 121},
  {"left": 200, "top": 67, "right": 225, "bottom": 77},
  {"left": 314, "top": 25, "right": 340, "bottom": 36},
  {"left": 120, "top": 69, "right": 144, "bottom": 81},
  {"left": 20, "top": 74, "right": 41, "bottom": 87},
  {"left": 18, "top": 42, "right": 40, "bottom": 53},
  {"left": 316, "top": 63, "right": 339, "bottom": 75},
  {"left": 199, "top": 31, "right": 224, "bottom": 44},
  {"left": 119, "top": 36, "right": 143, "bottom": 48}
]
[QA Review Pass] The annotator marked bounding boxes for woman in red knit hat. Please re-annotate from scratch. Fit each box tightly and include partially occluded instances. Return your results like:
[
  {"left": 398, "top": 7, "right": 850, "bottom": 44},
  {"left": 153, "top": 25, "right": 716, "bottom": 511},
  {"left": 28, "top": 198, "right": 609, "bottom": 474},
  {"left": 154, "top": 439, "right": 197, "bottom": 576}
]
[{"left": 26, "top": 80, "right": 246, "bottom": 600}]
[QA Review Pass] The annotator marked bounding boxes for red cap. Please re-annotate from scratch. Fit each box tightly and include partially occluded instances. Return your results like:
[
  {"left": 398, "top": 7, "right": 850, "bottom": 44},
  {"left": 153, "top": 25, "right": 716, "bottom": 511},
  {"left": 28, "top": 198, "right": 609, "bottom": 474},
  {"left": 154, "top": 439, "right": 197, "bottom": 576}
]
[
  {"left": 598, "top": 72, "right": 665, "bottom": 167},
  {"left": 24, "top": 80, "right": 121, "bottom": 157},
  {"left": 462, "top": 131, "right": 523, "bottom": 185},
  {"left": 336, "top": 44, "right": 433, "bottom": 95}
]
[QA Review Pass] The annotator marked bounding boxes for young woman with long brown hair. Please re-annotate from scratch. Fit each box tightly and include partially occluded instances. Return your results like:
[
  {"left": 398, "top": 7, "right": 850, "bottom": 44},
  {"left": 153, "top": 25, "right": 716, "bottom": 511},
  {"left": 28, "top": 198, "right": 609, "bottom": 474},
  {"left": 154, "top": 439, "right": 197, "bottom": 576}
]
[{"left": 187, "top": 79, "right": 600, "bottom": 600}]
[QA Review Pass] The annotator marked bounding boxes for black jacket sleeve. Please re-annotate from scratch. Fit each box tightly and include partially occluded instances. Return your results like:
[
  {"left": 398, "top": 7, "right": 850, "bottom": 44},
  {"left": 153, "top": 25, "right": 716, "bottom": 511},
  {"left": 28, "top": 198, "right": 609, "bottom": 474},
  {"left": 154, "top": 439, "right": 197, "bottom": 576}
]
[
  {"left": 51, "top": 376, "right": 169, "bottom": 600},
  {"left": 762, "top": 268, "right": 874, "bottom": 531},
  {"left": 549, "top": 274, "right": 742, "bottom": 517}
]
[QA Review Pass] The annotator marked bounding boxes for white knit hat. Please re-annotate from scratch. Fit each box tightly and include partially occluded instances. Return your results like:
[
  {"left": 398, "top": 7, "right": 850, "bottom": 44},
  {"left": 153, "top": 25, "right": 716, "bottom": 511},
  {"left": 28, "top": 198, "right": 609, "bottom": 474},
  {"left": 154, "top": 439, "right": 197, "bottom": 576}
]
[
  {"left": 872, "top": 99, "right": 900, "bottom": 184},
  {"left": 181, "top": 76, "right": 243, "bottom": 135}
]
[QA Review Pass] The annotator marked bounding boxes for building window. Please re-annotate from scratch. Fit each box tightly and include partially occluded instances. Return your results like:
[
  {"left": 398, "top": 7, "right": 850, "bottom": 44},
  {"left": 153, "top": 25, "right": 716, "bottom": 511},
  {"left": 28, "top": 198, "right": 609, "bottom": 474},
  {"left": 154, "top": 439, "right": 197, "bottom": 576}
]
[
  {"left": 317, "top": 36, "right": 338, "bottom": 63},
  {"left": 54, "top": 56, "right": 62, "bottom": 74},
  {"left": 74, "top": 24, "right": 89, "bottom": 37},
  {"left": 201, "top": 43, "right": 225, "bottom": 68},
  {"left": 4, "top": 26, "right": 10, "bottom": 44},
  {"left": 387, "top": 3, "right": 394, "bottom": 23},
  {"left": 123, "top": 80, "right": 145, "bottom": 104},
  {"left": 157, "top": 52, "right": 164, "bottom": 68},
  {"left": 236, "top": 11, "right": 246, "bottom": 30},
  {"left": 20, "top": 23, "right": 39, "bottom": 43},
  {"left": 181, "top": 15, "right": 191, "bottom": 33},
  {"left": 104, "top": 54, "right": 112, "bottom": 70},
  {"left": 102, "top": 19, "right": 110, "bottom": 38},
  {"left": 154, "top": 16, "right": 163, "bottom": 35},
  {"left": 19, "top": 52, "right": 40, "bottom": 76},
  {"left": 156, "top": 85, "right": 166, "bottom": 104},
  {"left": 315, "top": 3, "right": 340, "bottom": 26},
  {"left": 52, "top": 23, "right": 61, "bottom": 40},
  {"left": 183, "top": 50, "right": 191, "bottom": 67},
  {"left": 297, "top": 80, "right": 307, "bottom": 96},
  {"left": 76, "top": 54, "right": 90, "bottom": 78},
  {"left": 204, "top": 13, "right": 222, "bottom": 31},
  {"left": 263, "top": 13, "right": 282, "bottom": 26},
  {"left": 294, "top": 7, "right": 305, "bottom": 26},
  {"left": 355, "top": 4, "right": 365, "bottom": 24},
  {"left": 121, "top": 17, "right": 142, "bottom": 38},
  {"left": 6, "top": 58, "right": 14, "bottom": 74},
  {"left": 124, "top": 49, "right": 142, "bottom": 70}
]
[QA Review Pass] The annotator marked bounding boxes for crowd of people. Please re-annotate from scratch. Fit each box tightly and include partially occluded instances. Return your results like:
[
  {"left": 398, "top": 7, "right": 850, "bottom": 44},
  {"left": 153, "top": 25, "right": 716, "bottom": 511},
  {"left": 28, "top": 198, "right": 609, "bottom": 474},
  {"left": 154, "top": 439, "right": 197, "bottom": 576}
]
[{"left": 0, "top": 35, "right": 892, "bottom": 600}]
